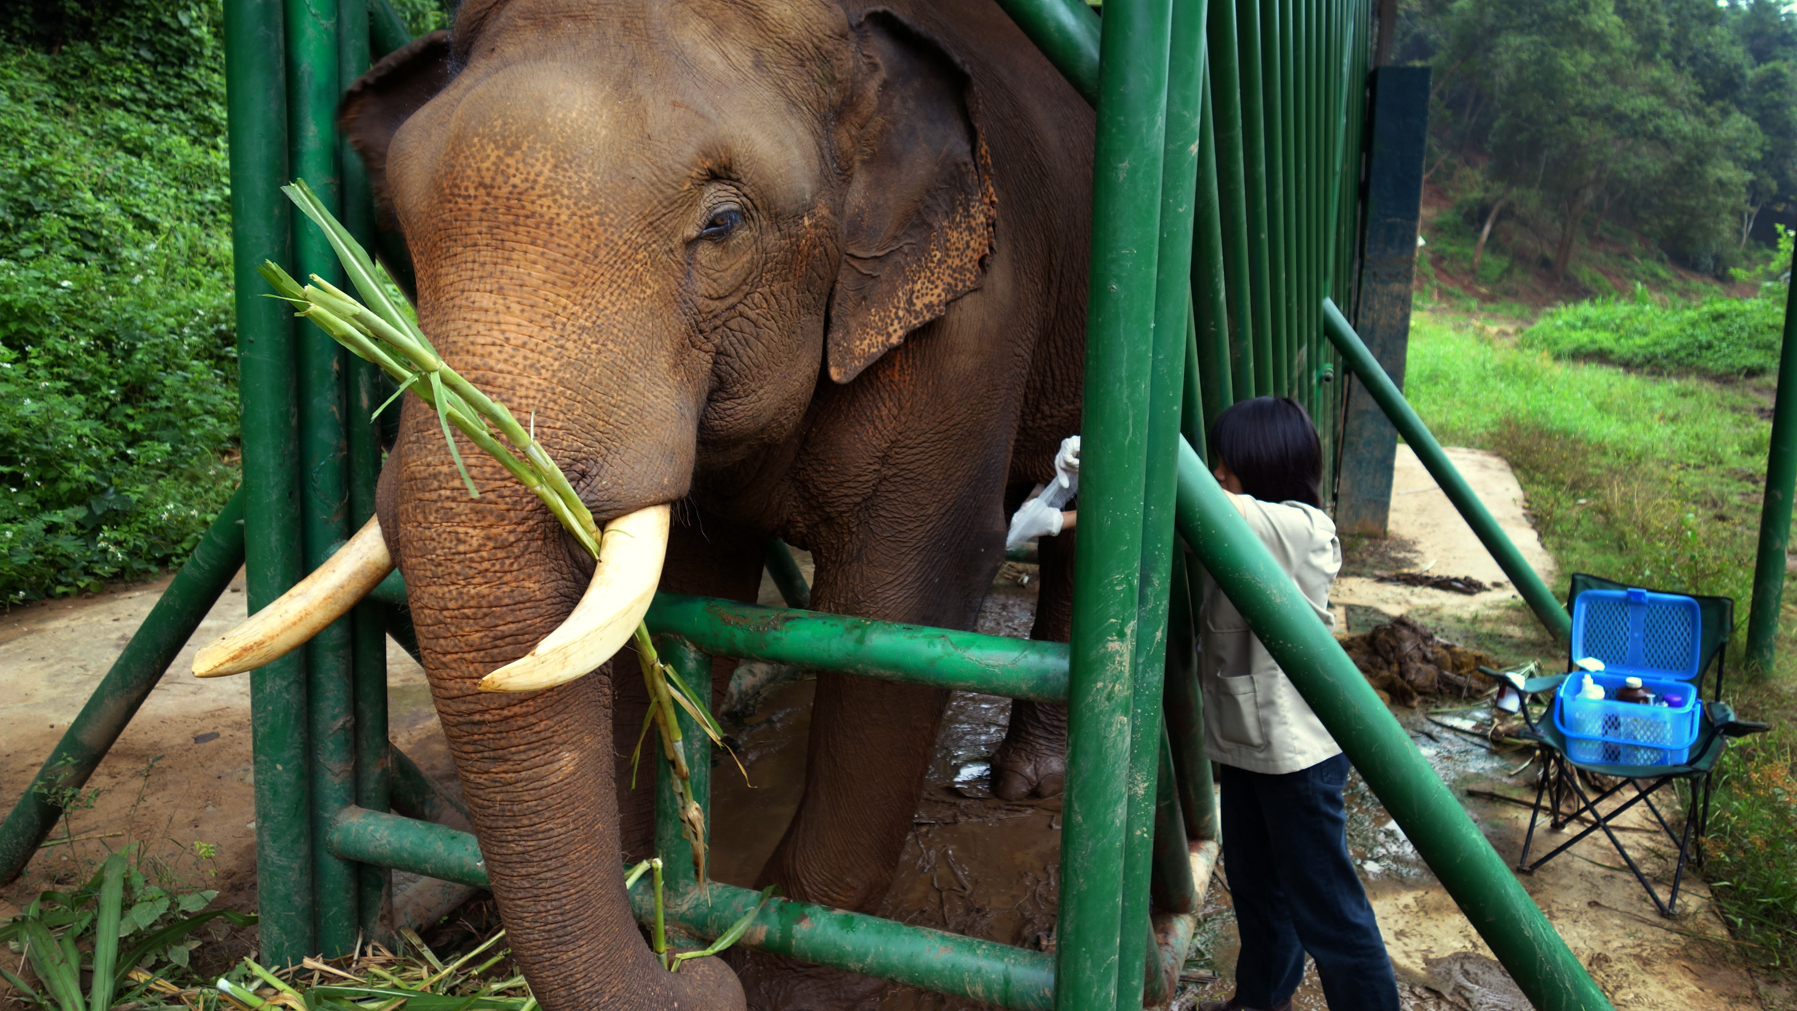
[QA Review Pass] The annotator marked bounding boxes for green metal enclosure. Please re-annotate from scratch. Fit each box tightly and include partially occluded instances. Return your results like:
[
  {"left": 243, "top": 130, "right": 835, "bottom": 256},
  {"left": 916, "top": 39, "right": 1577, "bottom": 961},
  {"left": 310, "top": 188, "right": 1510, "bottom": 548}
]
[{"left": 0, "top": 0, "right": 1642, "bottom": 1007}]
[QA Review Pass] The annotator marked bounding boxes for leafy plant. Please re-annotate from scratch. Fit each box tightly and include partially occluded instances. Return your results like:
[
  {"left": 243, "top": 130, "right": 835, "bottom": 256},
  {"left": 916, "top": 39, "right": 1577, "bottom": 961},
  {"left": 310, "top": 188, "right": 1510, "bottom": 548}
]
[{"left": 1, "top": 847, "right": 256, "bottom": 1011}]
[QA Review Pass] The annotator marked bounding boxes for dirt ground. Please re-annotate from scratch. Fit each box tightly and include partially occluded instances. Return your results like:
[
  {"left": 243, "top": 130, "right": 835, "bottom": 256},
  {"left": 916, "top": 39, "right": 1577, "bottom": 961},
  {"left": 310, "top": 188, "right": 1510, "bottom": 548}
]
[{"left": 0, "top": 444, "right": 1776, "bottom": 1008}]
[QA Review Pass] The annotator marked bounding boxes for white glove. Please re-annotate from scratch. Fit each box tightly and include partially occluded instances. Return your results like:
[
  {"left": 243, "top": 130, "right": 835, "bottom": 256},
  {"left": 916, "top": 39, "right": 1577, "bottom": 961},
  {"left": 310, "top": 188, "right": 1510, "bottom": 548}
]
[
  {"left": 1053, "top": 435, "right": 1081, "bottom": 491},
  {"left": 1006, "top": 495, "right": 1065, "bottom": 551}
]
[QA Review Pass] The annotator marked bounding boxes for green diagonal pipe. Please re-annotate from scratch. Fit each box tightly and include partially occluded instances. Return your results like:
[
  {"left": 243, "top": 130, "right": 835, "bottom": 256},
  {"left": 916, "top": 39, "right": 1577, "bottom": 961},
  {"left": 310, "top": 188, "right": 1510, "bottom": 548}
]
[
  {"left": 1172, "top": 437, "right": 1609, "bottom": 1011},
  {"left": 1322, "top": 299, "right": 1572, "bottom": 641},
  {"left": 0, "top": 490, "right": 246, "bottom": 885}
]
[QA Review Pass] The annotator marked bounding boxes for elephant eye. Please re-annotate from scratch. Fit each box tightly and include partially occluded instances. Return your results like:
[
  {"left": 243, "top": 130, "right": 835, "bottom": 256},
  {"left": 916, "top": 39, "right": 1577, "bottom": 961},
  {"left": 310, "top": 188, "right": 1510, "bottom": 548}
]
[{"left": 699, "top": 205, "right": 744, "bottom": 241}]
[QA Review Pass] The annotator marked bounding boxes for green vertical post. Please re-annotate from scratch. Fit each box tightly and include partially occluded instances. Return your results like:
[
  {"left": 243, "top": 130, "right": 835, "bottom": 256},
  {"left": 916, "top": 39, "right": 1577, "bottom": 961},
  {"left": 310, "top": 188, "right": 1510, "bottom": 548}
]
[
  {"left": 1258, "top": 0, "right": 1290, "bottom": 397},
  {"left": 1057, "top": 0, "right": 1171, "bottom": 999},
  {"left": 0, "top": 492, "right": 247, "bottom": 884},
  {"left": 1235, "top": 0, "right": 1276, "bottom": 397},
  {"left": 1191, "top": 56, "right": 1234, "bottom": 435},
  {"left": 1747, "top": 239, "right": 1797, "bottom": 672},
  {"left": 1117, "top": 0, "right": 1203, "bottom": 1003},
  {"left": 654, "top": 638, "right": 712, "bottom": 896},
  {"left": 1207, "top": 0, "right": 1257, "bottom": 402},
  {"left": 1147, "top": 728, "right": 1197, "bottom": 915},
  {"left": 336, "top": 0, "right": 393, "bottom": 942},
  {"left": 1159, "top": 550, "right": 1216, "bottom": 841},
  {"left": 223, "top": 0, "right": 314, "bottom": 964},
  {"left": 286, "top": 0, "right": 360, "bottom": 954}
]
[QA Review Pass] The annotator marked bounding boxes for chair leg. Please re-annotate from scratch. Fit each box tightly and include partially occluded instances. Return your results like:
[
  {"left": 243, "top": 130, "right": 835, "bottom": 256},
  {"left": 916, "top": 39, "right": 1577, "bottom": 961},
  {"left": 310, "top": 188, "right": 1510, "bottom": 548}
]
[
  {"left": 1696, "top": 772, "right": 1716, "bottom": 868},
  {"left": 1664, "top": 778, "right": 1703, "bottom": 916},
  {"left": 1518, "top": 748, "right": 1554, "bottom": 871}
]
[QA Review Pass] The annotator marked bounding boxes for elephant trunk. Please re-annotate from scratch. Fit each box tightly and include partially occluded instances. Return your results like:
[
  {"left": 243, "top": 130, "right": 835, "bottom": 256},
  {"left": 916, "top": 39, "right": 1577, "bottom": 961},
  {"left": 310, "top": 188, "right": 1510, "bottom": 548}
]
[{"left": 384, "top": 412, "right": 740, "bottom": 1010}]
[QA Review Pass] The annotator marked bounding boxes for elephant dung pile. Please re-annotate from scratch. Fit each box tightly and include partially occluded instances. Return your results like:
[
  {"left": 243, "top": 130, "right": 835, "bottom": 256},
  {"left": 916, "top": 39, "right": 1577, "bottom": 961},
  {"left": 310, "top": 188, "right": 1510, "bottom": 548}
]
[{"left": 1339, "top": 616, "right": 1496, "bottom": 708}]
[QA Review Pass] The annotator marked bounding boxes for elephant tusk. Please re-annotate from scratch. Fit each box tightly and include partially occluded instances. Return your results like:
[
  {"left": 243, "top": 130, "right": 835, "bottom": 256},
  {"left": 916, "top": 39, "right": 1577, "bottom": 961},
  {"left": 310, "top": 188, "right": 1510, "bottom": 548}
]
[
  {"left": 478, "top": 503, "right": 670, "bottom": 693},
  {"left": 193, "top": 516, "right": 394, "bottom": 678}
]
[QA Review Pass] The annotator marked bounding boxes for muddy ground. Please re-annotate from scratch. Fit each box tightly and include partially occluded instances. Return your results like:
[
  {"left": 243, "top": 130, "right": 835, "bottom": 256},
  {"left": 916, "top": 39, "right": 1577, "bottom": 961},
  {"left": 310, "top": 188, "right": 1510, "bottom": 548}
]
[{"left": 0, "top": 447, "right": 1775, "bottom": 1008}]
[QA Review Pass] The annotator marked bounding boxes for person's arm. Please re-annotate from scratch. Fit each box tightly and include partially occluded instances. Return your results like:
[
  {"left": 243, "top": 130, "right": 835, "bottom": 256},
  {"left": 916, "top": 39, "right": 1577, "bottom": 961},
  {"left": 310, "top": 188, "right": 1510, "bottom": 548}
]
[{"left": 1221, "top": 491, "right": 1248, "bottom": 518}]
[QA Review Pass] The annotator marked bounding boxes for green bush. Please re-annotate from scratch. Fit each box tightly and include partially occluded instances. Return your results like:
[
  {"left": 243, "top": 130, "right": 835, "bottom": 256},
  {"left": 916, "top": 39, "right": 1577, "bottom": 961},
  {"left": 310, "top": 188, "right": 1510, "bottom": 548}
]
[
  {"left": 1523, "top": 291, "right": 1787, "bottom": 378},
  {"left": 0, "top": 1, "right": 240, "bottom": 602}
]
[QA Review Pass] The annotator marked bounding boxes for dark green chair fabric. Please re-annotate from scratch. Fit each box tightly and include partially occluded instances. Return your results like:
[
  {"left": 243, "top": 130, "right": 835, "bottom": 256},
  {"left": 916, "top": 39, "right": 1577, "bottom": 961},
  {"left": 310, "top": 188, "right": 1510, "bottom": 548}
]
[{"left": 1492, "top": 573, "right": 1767, "bottom": 916}]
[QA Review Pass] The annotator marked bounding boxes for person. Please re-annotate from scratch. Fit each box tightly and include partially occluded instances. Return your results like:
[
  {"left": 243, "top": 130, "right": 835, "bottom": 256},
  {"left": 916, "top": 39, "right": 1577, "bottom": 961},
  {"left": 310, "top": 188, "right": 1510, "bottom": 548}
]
[{"left": 1195, "top": 397, "right": 1399, "bottom": 1011}]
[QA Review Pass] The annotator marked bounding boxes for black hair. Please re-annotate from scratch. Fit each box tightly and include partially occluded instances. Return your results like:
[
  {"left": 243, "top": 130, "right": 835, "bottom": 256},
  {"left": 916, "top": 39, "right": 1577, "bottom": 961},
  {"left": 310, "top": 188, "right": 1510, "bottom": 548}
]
[{"left": 1208, "top": 396, "right": 1323, "bottom": 508}]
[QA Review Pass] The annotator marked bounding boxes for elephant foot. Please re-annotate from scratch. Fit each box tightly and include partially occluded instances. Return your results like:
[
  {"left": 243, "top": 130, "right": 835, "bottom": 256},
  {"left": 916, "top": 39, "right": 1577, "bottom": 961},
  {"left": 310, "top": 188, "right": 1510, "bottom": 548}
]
[
  {"left": 727, "top": 948, "right": 894, "bottom": 1010},
  {"left": 989, "top": 700, "right": 1067, "bottom": 800}
]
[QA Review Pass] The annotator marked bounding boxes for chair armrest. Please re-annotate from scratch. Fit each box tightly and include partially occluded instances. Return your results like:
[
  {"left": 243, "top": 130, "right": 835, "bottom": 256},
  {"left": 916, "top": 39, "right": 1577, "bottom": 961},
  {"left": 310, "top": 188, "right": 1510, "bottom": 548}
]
[
  {"left": 1480, "top": 663, "right": 1565, "bottom": 733},
  {"left": 1707, "top": 701, "right": 1771, "bottom": 739}
]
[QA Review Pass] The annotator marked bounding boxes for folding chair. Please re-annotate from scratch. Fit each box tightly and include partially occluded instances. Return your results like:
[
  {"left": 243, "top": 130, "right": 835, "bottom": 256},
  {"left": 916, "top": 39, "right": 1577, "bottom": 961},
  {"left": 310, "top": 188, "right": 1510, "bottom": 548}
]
[{"left": 1494, "top": 573, "right": 1768, "bottom": 916}]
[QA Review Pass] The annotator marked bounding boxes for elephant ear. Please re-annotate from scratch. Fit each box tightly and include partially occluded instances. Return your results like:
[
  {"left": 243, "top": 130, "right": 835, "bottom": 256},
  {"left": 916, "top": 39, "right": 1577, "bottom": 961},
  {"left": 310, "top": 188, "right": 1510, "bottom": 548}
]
[
  {"left": 337, "top": 30, "right": 454, "bottom": 231},
  {"left": 827, "top": 11, "right": 998, "bottom": 384}
]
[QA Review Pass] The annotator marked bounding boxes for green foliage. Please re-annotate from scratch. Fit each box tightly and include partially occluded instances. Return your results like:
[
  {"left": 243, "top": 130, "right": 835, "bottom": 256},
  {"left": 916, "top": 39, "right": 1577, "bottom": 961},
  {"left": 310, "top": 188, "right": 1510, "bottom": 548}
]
[
  {"left": 0, "top": 1, "right": 239, "bottom": 602},
  {"left": 1, "top": 847, "right": 257, "bottom": 1011},
  {"left": 1705, "top": 729, "right": 1797, "bottom": 970},
  {"left": 1522, "top": 289, "right": 1787, "bottom": 377},
  {"left": 1407, "top": 311, "right": 1769, "bottom": 606}
]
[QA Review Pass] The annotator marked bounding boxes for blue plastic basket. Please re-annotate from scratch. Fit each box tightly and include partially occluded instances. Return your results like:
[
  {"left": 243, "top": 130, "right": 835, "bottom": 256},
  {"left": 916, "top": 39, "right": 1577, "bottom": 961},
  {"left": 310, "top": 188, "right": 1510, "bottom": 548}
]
[
  {"left": 1554, "top": 672, "right": 1700, "bottom": 765},
  {"left": 1556, "top": 587, "right": 1706, "bottom": 766}
]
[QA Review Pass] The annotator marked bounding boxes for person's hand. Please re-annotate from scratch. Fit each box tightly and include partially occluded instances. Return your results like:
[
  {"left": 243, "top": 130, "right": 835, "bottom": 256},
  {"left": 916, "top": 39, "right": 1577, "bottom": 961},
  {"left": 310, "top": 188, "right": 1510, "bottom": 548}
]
[
  {"left": 1006, "top": 495, "right": 1064, "bottom": 550},
  {"left": 1053, "top": 436, "right": 1081, "bottom": 489}
]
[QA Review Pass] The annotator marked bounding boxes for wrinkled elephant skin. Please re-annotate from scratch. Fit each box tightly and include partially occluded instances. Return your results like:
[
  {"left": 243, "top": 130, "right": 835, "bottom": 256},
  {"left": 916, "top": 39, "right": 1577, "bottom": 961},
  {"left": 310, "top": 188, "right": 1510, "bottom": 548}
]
[{"left": 340, "top": 0, "right": 1090, "bottom": 1007}]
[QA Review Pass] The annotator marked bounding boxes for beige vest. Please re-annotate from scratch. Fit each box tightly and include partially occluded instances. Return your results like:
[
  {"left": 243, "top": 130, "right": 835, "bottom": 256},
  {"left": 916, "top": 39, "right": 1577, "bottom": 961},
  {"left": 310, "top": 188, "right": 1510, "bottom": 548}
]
[{"left": 1199, "top": 496, "right": 1343, "bottom": 775}]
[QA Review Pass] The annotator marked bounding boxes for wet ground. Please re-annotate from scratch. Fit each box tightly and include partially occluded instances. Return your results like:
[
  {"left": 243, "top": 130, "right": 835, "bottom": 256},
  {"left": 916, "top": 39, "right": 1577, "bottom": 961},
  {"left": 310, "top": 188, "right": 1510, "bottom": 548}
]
[{"left": 0, "top": 444, "right": 1775, "bottom": 1008}]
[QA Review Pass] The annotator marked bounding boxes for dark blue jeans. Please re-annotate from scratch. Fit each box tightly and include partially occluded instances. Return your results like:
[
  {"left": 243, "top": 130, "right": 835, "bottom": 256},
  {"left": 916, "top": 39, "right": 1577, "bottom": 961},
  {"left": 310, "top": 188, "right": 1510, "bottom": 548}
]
[{"left": 1220, "top": 753, "right": 1398, "bottom": 1011}]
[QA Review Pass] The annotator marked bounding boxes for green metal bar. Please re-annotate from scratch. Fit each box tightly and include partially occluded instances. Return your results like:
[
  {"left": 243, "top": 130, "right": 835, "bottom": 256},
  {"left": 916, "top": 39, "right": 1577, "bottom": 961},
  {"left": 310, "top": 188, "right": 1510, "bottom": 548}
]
[
  {"left": 1235, "top": 0, "right": 1277, "bottom": 397},
  {"left": 1258, "top": 0, "right": 1290, "bottom": 397},
  {"left": 653, "top": 637, "right": 711, "bottom": 895},
  {"left": 1191, "top": 54, "right": 1233, "bottom": 436},
  {"left": 645, "top": 594, "right": 1068, "bottom": 703},
  {"left": 1746, "top": 237, "right": 1797, "bottom": 671},
  {"left": 223, "top": 0, "right": 314, "bottom": 964},
  {"left": 1322, "top": 300, "right": 1571, "bottom": 639},
  {"left": 1117, "top": 0, "right": 1202, "bottom": 1001},
  {"left": 337, "top": 0, "right": 392, "bottom": 943},
  {"left": 286, "top": 0, "right": 360, "bottom": 954},
  {"left": 389, "top": 746, "right": 469, "bottom": 825},
  {"left": 328, "top": 808, "right": 1055, "bottom": 1009},
  {"left": 991, "top": 0, "right": 1100, "bottom": 105},
  {"left": 1183, "top": 310, "right": 1208, "bottom": 457},
  {"left": 1207, "top": 0, "right": 1257, "bottom": 402},
  {"left": 0, "top": 491, "right": 246, "bottom": 884},
  {"left": 1058, "top": 0, "right": 1172, "bottom": 998},
  {"left": 763, "top": 538, "right": 812, "bottom": 610},
  {"left": 369, "top": 0, "right": 412, "bottom": 58},
  {"left": 1159, "top": 550, "right": 1217, "bottom": 841},
  {"left": 1172, "top": 438, "right": 1611, "bottom": 1010},
  {"left": 1148, "top": 728, "right": 1196, "bottom": 915}
]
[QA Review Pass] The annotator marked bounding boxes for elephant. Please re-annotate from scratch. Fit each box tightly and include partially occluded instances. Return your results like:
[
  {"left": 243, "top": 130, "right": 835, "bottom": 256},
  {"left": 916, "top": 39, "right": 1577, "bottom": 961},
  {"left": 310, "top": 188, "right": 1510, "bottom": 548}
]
[{"left": 215, "top": 0, "right": 1097, "bottom": 1006}]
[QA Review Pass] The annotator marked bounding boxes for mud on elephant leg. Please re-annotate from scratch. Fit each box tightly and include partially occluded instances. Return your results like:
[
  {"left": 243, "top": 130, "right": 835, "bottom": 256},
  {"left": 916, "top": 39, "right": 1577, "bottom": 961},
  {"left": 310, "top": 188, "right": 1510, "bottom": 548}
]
[{"left": 991, "top": 528, "right": 1074, "bottom": 801}]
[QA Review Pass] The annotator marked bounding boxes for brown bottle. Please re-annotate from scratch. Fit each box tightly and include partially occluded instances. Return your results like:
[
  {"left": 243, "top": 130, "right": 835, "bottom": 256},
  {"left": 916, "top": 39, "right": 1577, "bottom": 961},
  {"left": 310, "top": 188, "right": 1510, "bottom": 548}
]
[{"left": 1615, "top": 677, "right": 1653, "bottom": 705}]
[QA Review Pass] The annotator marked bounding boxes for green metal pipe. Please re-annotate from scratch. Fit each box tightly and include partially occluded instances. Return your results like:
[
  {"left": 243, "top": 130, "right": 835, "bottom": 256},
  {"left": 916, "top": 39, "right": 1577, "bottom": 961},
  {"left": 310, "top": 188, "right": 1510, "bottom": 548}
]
[
  {"left": 1117, "top": 0, "right": 1200, "bottom": 997},
  {"left": 1183, "top": 309, "right": 1208, "bottom": 458},
  {"left": 223, "top": 0, "right": 315, "bottom": 963},
  {"left": 330, "top": 808, "right": 1056, "bottom": 1009},
  {"left": 991, "top": 0, "right": 1100, "bottom": 105},
  {"left": 1191, "top": 54, "right": 1234, "bottom": 435},
  {"left": 1322, "top": 300, "right": 1571, "bottom": 640},
  {"left": 645, "top": 593, "right": 1068, "bottom": 703},
  {"left": 1207, "top": 0, "right": 1257, "bottom": 402},
  {"left": 652, "top": 880, "right": 1056, "bottom": 1011},
  {"left": 653, "top": 637, "right": 711, "bottom": 895},
  {"left": 286, "top": 0, "right": 360, "bottom": 954},
  {"left": 329, "top": 807, "right": 488, "bottom": 889},
  {"left": 0, "top": 491, "right": 246, "bottom": 885},
  {"left": 389, "top": 746, "right": 469, "bottom": 826},
  {"left": 763, "top": 538, "right": 812, "bottom": 610},
  {"left": 1745, "top": 238, "right": 1797, "bottom": 671},
  {"left": 1258, "top": 0, "right": 1291, "bottom": 397},
  {"left": 1172, "top": 438, "right": 1610, "bottom": 1010},
  {"left": 1234, "top": 0, "right": 1277, "bottom": 397},
  {"left": 369, "top": 0, "right": 412, "bottom": 58},
  {"left": 1058, "top": 0, "right": 1173, "bottom": 999},
  {"left": 1148, "top": 727, "right": 1196, "bottom": 915},
  {"left": 1159, "top": 550, "right": 1217, "bottom": 841}
]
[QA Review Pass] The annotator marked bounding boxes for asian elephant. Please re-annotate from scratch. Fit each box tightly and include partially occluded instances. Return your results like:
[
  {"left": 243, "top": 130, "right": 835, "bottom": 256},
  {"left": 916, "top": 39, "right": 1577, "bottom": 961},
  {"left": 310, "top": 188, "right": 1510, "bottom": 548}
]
[{"left": 241, "top": 0, "right": 1096, "bottom": 1006}]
